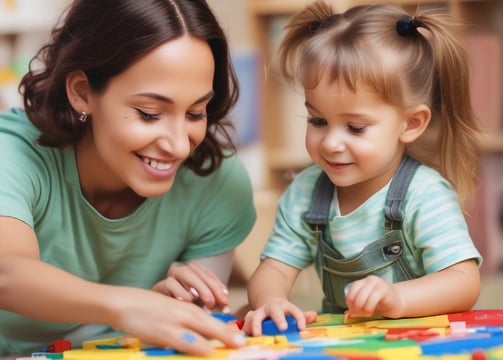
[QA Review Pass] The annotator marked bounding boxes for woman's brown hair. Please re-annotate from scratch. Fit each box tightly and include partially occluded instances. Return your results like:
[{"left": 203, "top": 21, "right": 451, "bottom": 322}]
[{"left": 19, "top": 0, "right": 239, "bottom": 176}]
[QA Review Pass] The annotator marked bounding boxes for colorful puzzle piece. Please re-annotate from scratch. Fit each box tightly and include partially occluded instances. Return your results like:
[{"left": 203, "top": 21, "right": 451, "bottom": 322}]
[{"left": 17, "top": 310, "right": 503, "bottom": 359}]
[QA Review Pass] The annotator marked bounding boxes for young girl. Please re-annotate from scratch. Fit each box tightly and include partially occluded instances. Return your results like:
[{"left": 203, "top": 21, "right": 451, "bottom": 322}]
[
  {"left": 244, "top": 1, "right": 482, "bottom": 336},
  {"left": 0, "top": 0, "right": 255, "bottom": 356}
]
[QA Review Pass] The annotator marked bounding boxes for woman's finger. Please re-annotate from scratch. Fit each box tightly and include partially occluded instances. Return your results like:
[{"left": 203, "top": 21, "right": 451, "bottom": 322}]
[{"left": 152, "top": 277, "right": 193, "bottom": 302}]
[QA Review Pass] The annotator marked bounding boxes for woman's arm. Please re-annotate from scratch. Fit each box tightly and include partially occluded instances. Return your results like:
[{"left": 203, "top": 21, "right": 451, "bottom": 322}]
[
  {"left": 0, "top": 217, "right": 245, "bottom": 355},
  {"left": 194, "top": 249, "right": 235, "bottom": 284}
]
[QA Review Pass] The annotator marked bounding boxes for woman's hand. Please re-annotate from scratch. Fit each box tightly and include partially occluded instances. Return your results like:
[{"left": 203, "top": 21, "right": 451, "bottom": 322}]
[
  {"left": 109, "top": 286, "right": 244, "bottom": 356},
  {"left": 241, "top": 298, "right": 317, "bottom": 337},
  {"left": 152, "top": 261, "right": 230, "bottom": 313}
]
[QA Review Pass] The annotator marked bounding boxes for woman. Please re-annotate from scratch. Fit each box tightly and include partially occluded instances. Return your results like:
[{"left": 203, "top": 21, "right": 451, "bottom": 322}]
[{"left": 0, "top": 0, "right": 255, "bottom": 355}]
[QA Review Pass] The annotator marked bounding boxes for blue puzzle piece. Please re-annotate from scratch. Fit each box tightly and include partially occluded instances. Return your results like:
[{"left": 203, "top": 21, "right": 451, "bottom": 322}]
[
  {"left": 278, "top": 351, "right": 344, "bottom": 360},
  {"left": 262, "top": 315, "right": 299, "bottom": 335},
  {"left": 212, "top": 313, "right": 237, "bottom": 323},
  {"left": 421, "top": 334, "right": 503, "bottom": 355}
]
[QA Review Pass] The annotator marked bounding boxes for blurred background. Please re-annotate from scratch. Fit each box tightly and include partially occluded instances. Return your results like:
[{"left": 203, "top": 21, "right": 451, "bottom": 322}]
[{"left": 1, "top": 0, "right": 502, "bottom": 313}]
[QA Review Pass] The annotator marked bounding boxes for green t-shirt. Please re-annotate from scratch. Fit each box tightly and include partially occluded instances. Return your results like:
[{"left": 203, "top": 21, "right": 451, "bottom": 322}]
[{"left": 0, "top": 108, "right": 256, "bottom": 355}]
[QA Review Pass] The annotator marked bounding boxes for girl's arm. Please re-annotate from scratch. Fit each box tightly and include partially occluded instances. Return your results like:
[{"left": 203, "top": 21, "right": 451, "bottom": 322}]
[
  {"left": 0, "top": 217, "right": 245, "bottom": 356},
  {"left": 244, "top": 258, "right": 316, "bottom": 336},
  {"left": 345, "top": 259, "right": 480, "bottom": 319},
  {"left": 248, "top": 258, "right": 299, "bottom": 309},
  {"left": 395, "top": 259, "right": 480, "bottom": 316}
]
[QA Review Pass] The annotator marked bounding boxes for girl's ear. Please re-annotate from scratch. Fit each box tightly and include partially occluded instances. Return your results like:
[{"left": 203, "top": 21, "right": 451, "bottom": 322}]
[
  {"left": 66, "top": 70, "right": 91, "bottom": 113},
  {"left": 400, "top": 104, "right": 431, "bottom": 143}
]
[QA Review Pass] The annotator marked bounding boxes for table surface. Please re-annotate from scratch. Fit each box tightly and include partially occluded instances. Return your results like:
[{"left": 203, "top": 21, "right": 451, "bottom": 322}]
[{"left": 2, "top": 310, "right": 503, "bottom": 359}]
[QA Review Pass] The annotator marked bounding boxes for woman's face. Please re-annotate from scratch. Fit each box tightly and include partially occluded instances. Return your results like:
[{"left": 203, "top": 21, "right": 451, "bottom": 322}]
[{"left": 81, "top": 36, "right": 214, "bottom": 198}]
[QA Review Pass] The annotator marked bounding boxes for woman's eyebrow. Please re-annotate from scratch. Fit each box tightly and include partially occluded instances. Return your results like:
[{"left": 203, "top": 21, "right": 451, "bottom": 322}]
[{"left": 132, "top": 90, "right": 215, "bottom": 105}]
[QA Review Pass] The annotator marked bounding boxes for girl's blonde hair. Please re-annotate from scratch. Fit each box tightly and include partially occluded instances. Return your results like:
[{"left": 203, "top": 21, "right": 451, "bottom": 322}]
[{"left": 278, "top": 1, "right": 481, "bottom": 205}]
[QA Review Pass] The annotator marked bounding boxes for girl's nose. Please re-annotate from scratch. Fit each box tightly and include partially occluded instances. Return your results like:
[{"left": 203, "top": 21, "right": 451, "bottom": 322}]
[{"left": 322, "top": 130, "right": 346, "bottom": 153}]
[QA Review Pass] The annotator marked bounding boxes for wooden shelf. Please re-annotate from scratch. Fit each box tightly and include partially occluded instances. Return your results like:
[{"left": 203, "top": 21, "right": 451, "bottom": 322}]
[
  {"left": 0, "top": 15, "right": 56, "bottom": 35},
  {"left": 478, "top": 132, "right": 503, "bottom": 153},
  {"left": 0, "top": 1, "right": 68, "bottom": 35},
  {"left": 268, "top": 149, "right": 312, "bottom": 172},
  {"left": 249, "top": 0, "right": 488, "bottom": 16}
]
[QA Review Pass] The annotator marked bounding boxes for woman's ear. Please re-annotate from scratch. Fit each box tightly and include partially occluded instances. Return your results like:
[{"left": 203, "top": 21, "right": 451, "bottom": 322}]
[
  {"left": 66, "top": 70, "right": 90, "bottom": 113},
  {"left": 400, "top": 104, "right": 431, "bottom": 144}
]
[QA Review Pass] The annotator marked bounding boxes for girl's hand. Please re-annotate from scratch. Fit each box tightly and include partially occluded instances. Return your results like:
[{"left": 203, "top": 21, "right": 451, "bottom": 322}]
[
  {"left": 241, "top": 298, "right": 317, "bottom": 337},
  {"left": 152, "top": 261, "right": 230, "bottom": 313},
  {"left": 110, "top": 287, "right": 244, "bottom": 356},
  {"left": 344, "top": 275, "right": 403, "bottom": 319}
]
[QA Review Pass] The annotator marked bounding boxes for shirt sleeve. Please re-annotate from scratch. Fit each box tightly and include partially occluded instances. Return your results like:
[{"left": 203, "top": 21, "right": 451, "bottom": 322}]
[
  {"left": 404, "top": 168, "right": 483, "bottom": 273},
  {"left": 0, "top": 109, "right": 45, "bottom": 228},
  {"left": 261, "top": 166, "right": 321, "bottom": 269}
]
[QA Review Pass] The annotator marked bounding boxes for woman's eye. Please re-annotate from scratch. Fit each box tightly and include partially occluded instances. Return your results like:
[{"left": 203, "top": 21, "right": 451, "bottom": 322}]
[
  {"left": 348, "top": 124, "right": 367, "bottom": 134},
  {"left": 307, "top": 117, "right": 327, "bottom": 127},
  {"left": 135, "top": 108, "right": 161, "bottom": 121},
  {"left": 187, "top": 112, "right": 207, "bottom": 121}
]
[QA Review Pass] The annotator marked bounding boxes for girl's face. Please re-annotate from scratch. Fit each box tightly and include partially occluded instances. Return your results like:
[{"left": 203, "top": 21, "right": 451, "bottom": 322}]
[
  {"left": 81, "top": 36, "right": 214, "bottom": 198},
  {"left": 304, "top": 72, "right": 409, "bottom": 201}
]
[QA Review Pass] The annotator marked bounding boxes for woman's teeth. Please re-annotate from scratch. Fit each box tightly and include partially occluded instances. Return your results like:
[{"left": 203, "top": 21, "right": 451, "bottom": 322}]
[{"left": 142, "top": 157, "right": 173, "bottom": 170}]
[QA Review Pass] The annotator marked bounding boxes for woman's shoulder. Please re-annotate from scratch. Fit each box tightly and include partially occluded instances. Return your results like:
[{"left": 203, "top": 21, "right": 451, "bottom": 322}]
[
  {"left": 0, "top": 108, "right": 39, "bottom": 142},
  {"left": 0, "top": 108, "right": 46, "bottom": 155},
  {"left": 1, "top": 107, "right": 32, "bottom": 125}
]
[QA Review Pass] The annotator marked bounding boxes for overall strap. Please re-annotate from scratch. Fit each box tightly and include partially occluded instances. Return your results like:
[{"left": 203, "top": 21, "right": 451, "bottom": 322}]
[
  {"left": 302, "top": 156, "right": 420, "bottom": 231},
  {"left": 383, "top": 155, "right": 420, "bottom": 230},
  {"left": 302, "top": 171, "right": 334, "bottom": 229}
]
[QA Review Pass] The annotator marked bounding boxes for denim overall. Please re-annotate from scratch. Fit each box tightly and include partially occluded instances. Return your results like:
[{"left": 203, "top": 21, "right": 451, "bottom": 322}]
[{"left": 302, "top": 156, "right": 421, "bottom": 313}]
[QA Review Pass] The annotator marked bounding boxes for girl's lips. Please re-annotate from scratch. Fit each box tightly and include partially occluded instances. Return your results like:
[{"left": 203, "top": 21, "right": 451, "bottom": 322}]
[{"left": 326, "top": 161, "right": 353, "bottom": 170}]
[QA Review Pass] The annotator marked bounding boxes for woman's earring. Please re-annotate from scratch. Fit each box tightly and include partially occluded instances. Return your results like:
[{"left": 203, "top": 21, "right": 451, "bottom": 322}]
[{"left": 78, "top": 111, "right": 88, "bottom": 123}]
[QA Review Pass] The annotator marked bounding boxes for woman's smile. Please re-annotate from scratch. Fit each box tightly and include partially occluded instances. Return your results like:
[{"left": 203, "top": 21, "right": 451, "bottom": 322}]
[{"left": 139, "top": 154, "right": 175, "bottom": 171}]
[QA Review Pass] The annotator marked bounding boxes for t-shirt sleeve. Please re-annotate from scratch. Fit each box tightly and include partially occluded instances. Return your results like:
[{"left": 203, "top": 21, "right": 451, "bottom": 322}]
[
  {"left": 0, "top": 110, "right": 44, "bottom": 228},
  {"left": 177, "top": 155, "right": 257, "bottom": 261},
  {"left": 260, "top": 166, "right": 321, "bottom": 269},
  {"left": 404, "top": 169, "right": 483, "bottom": 273}
]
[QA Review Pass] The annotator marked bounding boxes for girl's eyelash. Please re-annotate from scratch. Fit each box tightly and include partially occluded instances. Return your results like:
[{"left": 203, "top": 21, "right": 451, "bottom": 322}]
[
  {"left": 307, "top": 116, "right": 367, "bottom": 134},
  {"left": 348, "top": 124, "right": 367, "bottom": 134},
  {"left": 307, "top": 116, "right": 327, "bottom": 126}
]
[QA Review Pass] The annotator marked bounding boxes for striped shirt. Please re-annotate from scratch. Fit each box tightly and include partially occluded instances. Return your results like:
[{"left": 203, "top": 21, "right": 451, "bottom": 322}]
[{"left": 261, "top": 164, "right": 482, "bottom": 279}]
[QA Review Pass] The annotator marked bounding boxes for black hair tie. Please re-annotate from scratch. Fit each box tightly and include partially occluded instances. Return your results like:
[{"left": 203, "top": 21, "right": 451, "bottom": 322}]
[
  {"left": 309, "top": 21, "right": 323, "bottom": 33},
  {"left": 309, "top": 14, "right": 339, "bottom": 35},
  {"left": 396, "top": 15, "right": 417, "bottom": 36}
]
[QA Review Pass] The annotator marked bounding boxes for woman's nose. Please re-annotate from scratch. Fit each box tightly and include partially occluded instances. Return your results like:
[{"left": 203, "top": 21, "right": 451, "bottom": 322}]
[{"left": 157, "top": 119, "right": 191, "bottom": 158}]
